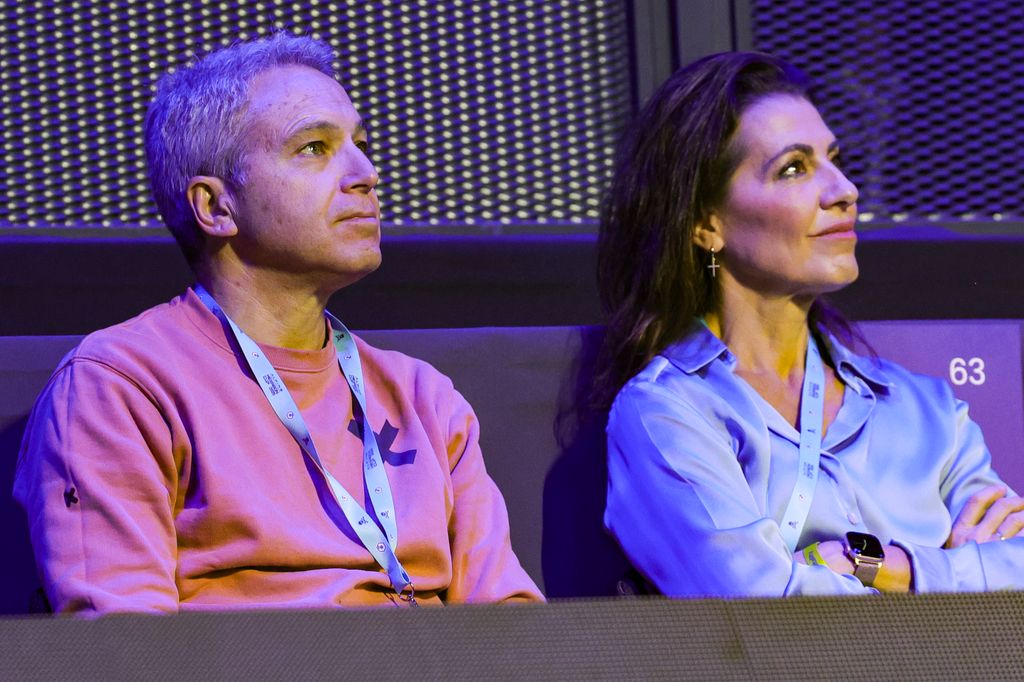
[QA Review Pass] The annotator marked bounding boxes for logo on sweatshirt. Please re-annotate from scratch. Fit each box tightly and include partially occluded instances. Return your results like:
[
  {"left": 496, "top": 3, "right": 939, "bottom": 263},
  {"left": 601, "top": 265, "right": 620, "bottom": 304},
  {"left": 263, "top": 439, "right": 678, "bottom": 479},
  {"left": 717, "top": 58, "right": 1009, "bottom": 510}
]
[{"left": 347, "top": 419, "right": 417, "bottom": 466}]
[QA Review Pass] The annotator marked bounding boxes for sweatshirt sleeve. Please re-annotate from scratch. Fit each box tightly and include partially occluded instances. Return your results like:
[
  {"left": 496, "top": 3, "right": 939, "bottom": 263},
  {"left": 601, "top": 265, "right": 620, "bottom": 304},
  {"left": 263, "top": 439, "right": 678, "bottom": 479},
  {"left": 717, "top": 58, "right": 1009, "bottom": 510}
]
[
  {"left": 605, "top": 383, "right": 874, "bottom": 598},
  {"left": 13, "top": 358, "right": 180, "bottom": 614},
  {"left": 441, "top": 387, "right": 544, "bottom": 603}
]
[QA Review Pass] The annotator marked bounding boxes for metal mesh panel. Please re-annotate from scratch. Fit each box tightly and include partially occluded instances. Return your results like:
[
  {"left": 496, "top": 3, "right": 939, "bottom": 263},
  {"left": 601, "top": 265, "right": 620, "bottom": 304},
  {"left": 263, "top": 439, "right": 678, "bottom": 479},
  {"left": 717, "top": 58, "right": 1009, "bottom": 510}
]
[
  {"left": 0, "top": 1, "right": 630, "bottom": 233},
  {"left": 751, "top": 0, "right": 1024, "bottom": 227}
]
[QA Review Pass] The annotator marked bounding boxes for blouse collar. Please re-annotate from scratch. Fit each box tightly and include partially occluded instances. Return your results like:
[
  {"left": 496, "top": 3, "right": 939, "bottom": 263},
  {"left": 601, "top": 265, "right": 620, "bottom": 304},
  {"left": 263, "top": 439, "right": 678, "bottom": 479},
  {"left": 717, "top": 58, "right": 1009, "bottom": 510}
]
[{"left": 661, "top": 320, "right": 895, "bottom": 395}]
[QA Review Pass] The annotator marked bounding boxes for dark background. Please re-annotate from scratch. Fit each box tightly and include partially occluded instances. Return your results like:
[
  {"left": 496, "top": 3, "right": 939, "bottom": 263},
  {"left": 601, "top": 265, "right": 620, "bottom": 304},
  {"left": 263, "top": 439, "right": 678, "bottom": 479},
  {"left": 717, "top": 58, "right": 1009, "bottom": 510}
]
[{"left": 3, "top": 0, "right": 1023, "bottom": 334}]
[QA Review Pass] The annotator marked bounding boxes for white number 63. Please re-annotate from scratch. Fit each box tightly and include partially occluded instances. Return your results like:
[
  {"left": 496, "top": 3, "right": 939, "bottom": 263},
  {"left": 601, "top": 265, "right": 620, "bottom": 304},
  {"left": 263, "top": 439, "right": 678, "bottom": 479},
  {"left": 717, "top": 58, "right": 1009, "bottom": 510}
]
[{"left": 949, "top": 357, "right": 986, "bottom": 386}]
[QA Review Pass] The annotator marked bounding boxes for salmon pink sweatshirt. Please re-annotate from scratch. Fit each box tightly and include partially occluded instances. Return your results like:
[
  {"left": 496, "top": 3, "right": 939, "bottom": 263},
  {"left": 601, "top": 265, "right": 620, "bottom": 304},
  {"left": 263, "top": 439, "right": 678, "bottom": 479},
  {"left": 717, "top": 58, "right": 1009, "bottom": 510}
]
[{"left": 15, "top": 289, "right": 542, "bottom": 613}]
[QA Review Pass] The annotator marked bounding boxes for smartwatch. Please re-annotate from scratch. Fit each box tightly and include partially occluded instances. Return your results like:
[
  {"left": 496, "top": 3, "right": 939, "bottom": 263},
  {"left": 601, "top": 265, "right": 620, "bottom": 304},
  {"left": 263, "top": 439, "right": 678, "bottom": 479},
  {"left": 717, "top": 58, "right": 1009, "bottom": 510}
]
[{"left": 844, "top": 531, "right": 884, "bottom": 587}]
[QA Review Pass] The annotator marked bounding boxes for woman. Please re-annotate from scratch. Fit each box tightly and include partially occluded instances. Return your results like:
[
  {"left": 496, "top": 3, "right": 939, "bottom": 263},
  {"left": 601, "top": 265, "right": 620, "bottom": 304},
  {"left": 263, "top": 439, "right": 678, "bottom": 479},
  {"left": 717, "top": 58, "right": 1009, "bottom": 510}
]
[{"left": 596, "top": 51, "right": 1024, "bottom": 597}]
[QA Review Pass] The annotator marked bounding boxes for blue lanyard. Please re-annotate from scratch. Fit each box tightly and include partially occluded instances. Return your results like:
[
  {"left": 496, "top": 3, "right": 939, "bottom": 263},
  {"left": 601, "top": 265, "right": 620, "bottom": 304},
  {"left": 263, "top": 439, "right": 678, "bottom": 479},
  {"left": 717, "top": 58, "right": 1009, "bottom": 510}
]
[
  {"left": 778, "top": 333, "right": 826, "bottom": 553},
  {"left": 194, "top": 286, "right": 415, "bottom": 602}
]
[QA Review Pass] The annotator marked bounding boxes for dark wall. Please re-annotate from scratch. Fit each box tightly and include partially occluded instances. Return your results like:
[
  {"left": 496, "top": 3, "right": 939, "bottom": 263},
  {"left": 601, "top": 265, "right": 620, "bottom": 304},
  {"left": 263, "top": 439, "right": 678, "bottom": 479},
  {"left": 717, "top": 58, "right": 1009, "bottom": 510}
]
[{"left": 3, "top": 228, "right": 1024, "bottom": 336}]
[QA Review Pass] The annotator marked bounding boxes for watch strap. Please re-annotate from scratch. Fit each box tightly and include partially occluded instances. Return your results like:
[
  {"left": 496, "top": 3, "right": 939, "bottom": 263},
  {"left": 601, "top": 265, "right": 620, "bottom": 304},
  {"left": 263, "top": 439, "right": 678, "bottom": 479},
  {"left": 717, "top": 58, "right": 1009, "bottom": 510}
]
[{"left": 850, "top": 555, "right": 882, "bottom": 586}]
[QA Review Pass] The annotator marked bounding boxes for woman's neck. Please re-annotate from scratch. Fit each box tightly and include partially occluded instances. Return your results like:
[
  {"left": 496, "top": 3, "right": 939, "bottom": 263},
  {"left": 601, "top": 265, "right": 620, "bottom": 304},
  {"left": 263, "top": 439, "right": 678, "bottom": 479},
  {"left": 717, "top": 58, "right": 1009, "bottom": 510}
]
[{"left": 704, "top": 286, "right": 815, "bottom": 380}]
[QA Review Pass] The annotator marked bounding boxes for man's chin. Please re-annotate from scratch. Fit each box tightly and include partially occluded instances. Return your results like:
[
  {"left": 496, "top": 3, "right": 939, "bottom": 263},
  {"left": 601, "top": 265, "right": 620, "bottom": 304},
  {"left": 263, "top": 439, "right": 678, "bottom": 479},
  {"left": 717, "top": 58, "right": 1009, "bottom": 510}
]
[{"left": 332, "top": 250, "right": 382, "bottom": 289}]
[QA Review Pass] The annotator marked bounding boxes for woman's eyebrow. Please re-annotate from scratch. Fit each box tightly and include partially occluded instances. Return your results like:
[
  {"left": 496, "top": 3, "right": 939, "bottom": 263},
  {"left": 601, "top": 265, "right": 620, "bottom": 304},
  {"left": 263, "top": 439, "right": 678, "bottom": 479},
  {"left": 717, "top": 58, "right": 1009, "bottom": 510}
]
[
  {"left": 760, "top": 143, "right": 812, "bottom": 176},
  {"left": 759, "top": 140, "right": 841, "bottom": 176}
]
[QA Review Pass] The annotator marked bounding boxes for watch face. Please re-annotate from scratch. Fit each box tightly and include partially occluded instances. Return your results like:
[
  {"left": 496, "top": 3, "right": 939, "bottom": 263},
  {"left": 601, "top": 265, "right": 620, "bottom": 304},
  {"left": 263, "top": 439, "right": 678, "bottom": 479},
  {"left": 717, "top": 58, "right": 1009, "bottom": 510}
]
[{"left": 846, "top": 531, "right": 884, "bottom": 559}]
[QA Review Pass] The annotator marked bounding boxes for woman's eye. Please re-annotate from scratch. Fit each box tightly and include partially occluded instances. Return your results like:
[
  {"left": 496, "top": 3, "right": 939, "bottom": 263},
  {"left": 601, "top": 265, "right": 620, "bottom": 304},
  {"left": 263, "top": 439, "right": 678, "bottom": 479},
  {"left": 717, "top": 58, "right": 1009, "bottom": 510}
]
[
  {"left": 355, "top": 139, "right": 370, "bottom": 154},
  {"left": 299, "top": 141, "right": 327, "bottom": 155},
  {"left": 779, "top": 159, "right": 806, "bottom": 178}
]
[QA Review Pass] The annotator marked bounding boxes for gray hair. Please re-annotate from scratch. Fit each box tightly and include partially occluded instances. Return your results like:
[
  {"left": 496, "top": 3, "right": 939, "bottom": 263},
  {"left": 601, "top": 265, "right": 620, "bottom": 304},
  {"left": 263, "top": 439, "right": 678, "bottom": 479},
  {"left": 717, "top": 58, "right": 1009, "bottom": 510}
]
[{"left": 144, "top": 33, "right": 337, "bottom": 265}]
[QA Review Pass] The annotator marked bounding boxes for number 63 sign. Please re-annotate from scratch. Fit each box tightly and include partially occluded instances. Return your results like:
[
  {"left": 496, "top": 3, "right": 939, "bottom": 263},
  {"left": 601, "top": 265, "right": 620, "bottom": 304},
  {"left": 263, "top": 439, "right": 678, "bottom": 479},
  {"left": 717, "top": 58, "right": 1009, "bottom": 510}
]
[
  {"left": 949, "top": 357, "right": 985, "bottom": 386},
  {"left": 861, "top": 321, "right": 1024, "bottom": 494}
]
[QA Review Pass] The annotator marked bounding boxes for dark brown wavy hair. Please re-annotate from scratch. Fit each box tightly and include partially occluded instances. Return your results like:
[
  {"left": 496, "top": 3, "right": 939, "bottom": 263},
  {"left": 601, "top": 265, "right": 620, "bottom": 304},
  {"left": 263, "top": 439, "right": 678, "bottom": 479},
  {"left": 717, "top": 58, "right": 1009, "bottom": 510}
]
[{"left": 594, "top": 51, "right": 858, "bottom": 409}]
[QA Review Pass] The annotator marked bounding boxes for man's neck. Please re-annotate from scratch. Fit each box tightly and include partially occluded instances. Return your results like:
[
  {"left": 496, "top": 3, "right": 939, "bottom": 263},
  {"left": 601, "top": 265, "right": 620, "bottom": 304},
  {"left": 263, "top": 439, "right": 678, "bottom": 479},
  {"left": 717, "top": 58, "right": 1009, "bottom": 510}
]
[
  {"left": 196, "top": 267, "right": 331, "bottom": 351},
  {"left": 704, "top": 281, "right": 814, "bottom": 381}
]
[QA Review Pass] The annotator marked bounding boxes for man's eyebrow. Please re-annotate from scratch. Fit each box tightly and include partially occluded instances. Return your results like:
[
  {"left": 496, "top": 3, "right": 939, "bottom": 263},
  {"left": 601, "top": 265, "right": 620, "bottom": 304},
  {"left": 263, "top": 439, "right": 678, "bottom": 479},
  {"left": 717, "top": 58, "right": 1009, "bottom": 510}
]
[{"left": 282, "top": 118, "right": 368, "bottom": 142}]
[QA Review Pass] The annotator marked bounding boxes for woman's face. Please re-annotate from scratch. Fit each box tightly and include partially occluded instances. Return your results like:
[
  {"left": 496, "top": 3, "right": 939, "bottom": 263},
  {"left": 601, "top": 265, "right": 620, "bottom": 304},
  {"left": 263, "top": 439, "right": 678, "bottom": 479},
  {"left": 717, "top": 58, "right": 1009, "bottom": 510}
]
[{"left": 708, "top": 94, "right": 859, "bottom": 299}]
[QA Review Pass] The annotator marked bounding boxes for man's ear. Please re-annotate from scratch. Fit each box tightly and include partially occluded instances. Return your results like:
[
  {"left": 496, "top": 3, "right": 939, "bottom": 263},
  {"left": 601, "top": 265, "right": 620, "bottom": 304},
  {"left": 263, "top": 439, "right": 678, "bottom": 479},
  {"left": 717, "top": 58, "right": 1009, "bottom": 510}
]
[
  {"left": 186, "top": 176, "right": 238, "bottom": 238},
  {"left": 693, "top": 212, "right": 724, "bottom": 253}
]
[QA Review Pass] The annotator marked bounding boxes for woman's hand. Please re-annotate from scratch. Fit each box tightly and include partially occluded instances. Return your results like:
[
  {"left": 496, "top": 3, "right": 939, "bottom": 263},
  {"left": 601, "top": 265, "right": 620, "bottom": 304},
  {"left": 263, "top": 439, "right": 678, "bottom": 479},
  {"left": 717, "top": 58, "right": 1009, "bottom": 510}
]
[{"left": 945, "top": 484, "right": 1024, "bottom": 548}]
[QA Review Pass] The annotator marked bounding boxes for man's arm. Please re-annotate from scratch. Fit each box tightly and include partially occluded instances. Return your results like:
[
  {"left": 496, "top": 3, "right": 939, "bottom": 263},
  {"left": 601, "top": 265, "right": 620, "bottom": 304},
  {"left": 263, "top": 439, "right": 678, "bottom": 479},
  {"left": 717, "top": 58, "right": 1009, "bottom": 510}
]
[
  {"left": 442, "top": 389, "right": 544, "bottom": 603},
  {"left": 14, "top": 358, "right": 180, "bottom": 614}
]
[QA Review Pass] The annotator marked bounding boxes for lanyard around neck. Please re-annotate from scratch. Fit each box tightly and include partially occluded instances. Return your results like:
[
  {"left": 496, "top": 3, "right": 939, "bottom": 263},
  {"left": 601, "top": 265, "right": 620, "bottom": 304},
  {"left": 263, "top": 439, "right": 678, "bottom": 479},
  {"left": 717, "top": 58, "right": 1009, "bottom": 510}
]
[
  {"left": 778, "top": 333, "right": 826, "bottom": 553},
  {"left": 194, "top": 285, "right": 415, "bottom": 602}
]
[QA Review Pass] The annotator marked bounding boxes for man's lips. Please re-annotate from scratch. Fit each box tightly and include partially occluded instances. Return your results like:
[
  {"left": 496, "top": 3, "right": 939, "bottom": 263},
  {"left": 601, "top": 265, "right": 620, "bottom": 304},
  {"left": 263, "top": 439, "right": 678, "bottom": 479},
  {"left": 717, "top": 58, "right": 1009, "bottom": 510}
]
[{"left": 336, "top": 211, "right": 378, "bottom": 222}]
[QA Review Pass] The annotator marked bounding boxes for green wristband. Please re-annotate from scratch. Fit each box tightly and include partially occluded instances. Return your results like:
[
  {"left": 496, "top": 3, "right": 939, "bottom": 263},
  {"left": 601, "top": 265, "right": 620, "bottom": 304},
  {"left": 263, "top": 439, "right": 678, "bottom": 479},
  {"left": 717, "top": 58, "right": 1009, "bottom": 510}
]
[{"left": 803, "top": 542, "right": 827, "bottom": 567}]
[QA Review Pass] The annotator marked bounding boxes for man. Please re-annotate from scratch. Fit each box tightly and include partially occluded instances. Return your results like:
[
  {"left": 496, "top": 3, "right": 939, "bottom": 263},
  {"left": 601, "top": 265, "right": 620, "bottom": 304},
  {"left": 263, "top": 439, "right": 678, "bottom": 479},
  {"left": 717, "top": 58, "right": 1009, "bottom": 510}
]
[{"left": 15, "top": 33, "right": 542, "bottom": 613}]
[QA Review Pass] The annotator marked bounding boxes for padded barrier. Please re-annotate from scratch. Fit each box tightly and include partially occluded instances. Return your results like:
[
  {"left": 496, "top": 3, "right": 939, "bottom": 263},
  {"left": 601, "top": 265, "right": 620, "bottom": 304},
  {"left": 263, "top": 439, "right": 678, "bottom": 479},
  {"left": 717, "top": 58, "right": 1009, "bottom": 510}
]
[
  {"left": 2, "top": 593, "right": 1024, "bottom": 680},
  {"left": 2, "top": 321, "right": 1023, "bottom": 614}
]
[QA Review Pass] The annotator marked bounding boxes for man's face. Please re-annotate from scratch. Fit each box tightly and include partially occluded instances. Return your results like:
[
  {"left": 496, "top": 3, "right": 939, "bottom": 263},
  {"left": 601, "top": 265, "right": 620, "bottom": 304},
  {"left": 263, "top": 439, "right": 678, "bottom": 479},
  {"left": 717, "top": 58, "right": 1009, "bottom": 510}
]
[{"left": 225, "top": 64, "right": 381, "bottom": 292}]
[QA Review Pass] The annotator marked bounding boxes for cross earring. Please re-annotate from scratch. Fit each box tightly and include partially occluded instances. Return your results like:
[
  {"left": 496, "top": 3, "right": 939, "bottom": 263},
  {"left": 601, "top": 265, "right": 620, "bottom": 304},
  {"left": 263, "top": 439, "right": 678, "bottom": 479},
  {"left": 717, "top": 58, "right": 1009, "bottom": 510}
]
[{"left": 707, "top": 247, "right": 720, "bottom": 278}]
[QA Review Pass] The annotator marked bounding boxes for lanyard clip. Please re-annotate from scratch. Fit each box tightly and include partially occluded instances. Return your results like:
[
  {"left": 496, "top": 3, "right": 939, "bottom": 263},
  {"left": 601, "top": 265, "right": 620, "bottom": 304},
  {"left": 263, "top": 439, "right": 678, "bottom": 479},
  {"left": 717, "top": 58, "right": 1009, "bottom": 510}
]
[{"left": 398, "top": 582, "right": 417, "bottom": 606}]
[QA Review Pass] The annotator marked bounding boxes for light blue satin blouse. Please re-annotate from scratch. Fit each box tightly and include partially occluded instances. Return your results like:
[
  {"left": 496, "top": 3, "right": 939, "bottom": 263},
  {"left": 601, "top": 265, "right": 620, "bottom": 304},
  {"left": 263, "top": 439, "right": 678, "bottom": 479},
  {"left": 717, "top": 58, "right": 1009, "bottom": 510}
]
[{"left": 605, "top": 322, "right": 1022, "bottom": 597}]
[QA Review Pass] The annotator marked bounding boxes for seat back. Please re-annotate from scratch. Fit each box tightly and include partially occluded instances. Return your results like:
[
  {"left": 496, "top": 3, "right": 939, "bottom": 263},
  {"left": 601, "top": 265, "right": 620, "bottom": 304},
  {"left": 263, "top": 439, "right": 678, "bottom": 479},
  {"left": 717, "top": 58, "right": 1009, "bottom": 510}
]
[{"left": 3, "top": 321, "right": 1022, "bottom": 612}]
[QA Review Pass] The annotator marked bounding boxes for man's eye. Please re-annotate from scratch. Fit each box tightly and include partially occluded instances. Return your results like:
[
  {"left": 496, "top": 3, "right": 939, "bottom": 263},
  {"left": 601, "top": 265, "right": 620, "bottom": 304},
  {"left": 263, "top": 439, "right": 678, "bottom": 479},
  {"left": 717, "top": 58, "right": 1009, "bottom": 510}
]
[
  {"left": 830, "top": 153, "right": 844, "bottom": 170},
  {"left": 299, "top": 141, "right": 328, "bottom": 155},
  {"left": 355, "top": 139, "right": 370, "bottom": 154}
]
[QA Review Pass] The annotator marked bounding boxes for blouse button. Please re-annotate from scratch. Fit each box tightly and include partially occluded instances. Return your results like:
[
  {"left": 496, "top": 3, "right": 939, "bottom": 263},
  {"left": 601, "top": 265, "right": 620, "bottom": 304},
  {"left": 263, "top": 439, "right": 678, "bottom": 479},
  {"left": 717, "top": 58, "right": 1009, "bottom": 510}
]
[{"left": 847, "top": 511, "right": 860, "bottom": 525}]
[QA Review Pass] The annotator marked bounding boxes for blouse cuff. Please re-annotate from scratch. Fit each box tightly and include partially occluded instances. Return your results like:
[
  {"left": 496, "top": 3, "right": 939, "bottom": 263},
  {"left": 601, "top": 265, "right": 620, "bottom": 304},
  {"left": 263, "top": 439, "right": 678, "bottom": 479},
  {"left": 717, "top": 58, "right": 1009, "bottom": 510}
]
[
  {"left": 892, "top": 538, "right": 1011, "bottom": 593},
  {"left": 891, "top": 539, "right": 957, "bottom": 593}
]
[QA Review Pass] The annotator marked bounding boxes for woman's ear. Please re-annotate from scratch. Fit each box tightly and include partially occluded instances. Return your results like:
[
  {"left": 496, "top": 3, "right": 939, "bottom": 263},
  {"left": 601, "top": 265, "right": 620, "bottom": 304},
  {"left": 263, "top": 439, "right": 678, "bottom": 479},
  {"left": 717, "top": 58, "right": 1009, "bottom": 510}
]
[
  {"left": 186, "top": 176, "right": 239, "bottom": 238},
  {"left": 693, "top": 212, "right": 724, "bottom": 252}
]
